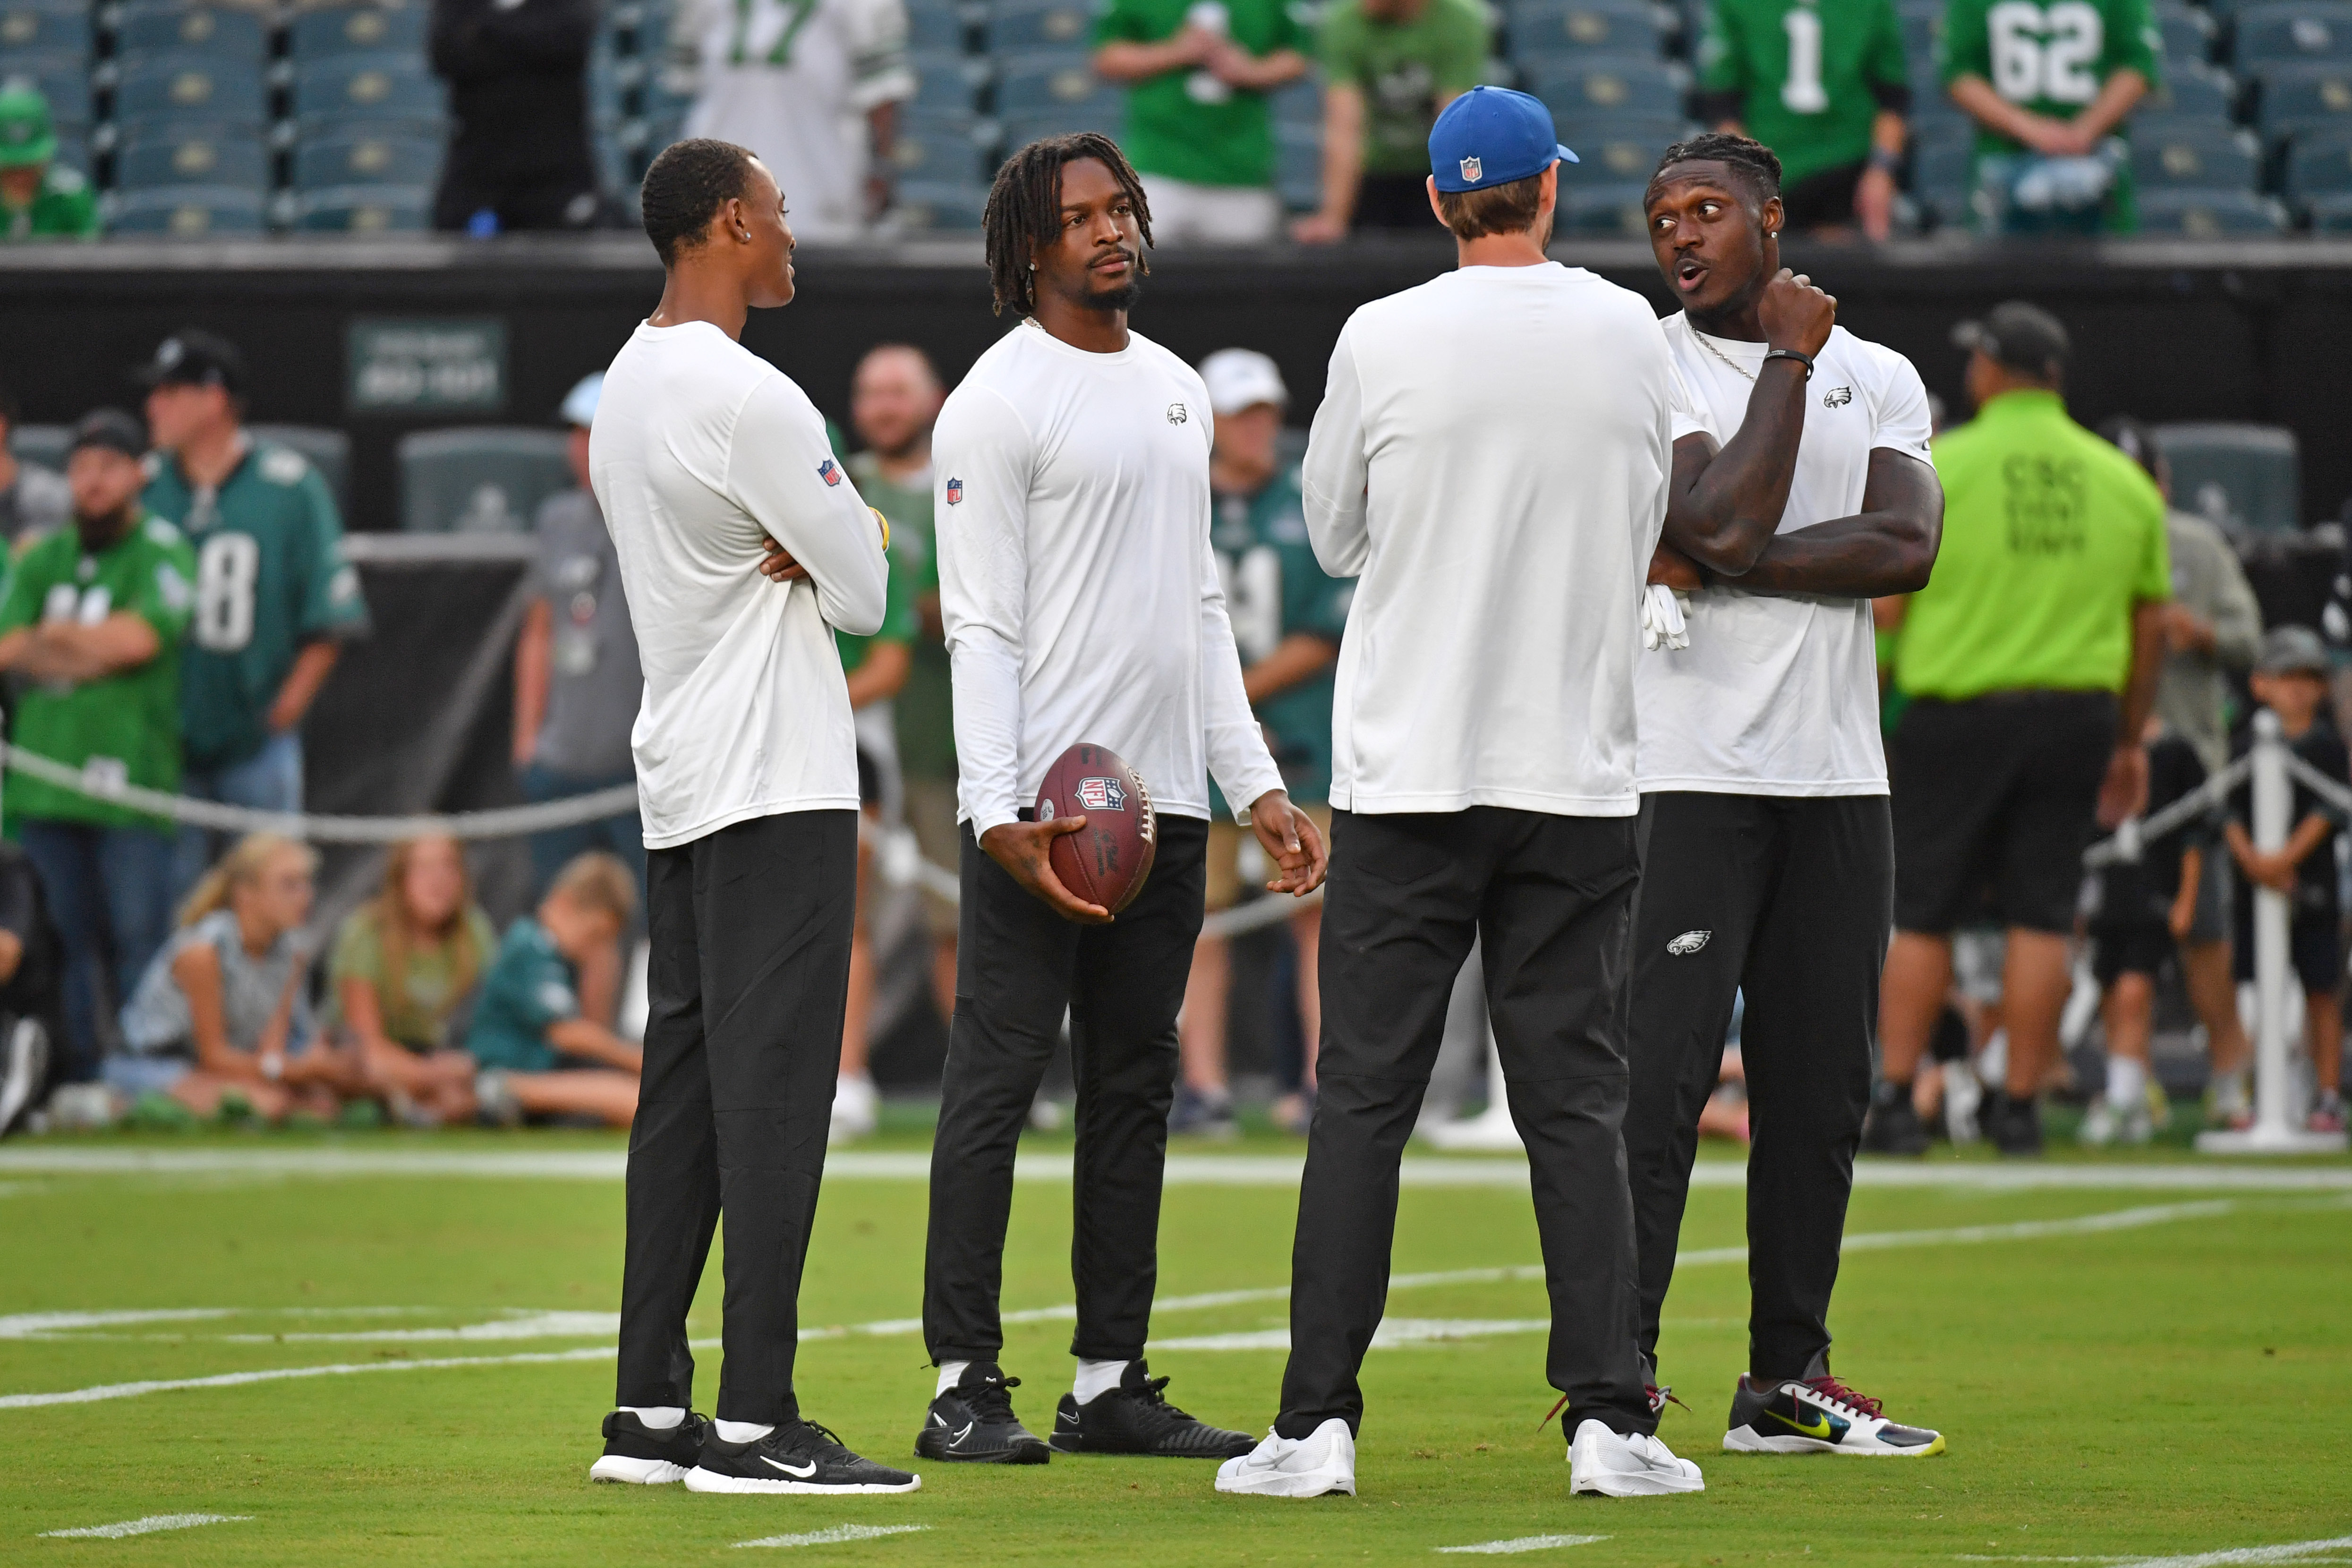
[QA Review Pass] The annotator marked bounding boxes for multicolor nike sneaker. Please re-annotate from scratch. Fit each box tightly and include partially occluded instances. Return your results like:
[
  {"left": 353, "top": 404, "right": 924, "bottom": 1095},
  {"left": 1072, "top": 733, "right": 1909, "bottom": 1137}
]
[{"left": 1721, "top": 1357, "right": 1944, "bottom": 1457}]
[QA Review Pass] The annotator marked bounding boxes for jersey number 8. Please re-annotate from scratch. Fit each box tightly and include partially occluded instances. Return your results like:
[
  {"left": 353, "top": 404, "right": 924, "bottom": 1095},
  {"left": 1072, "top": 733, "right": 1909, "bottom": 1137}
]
[{"left": 194, "top": 532, "right": 260, "bottom": 653}]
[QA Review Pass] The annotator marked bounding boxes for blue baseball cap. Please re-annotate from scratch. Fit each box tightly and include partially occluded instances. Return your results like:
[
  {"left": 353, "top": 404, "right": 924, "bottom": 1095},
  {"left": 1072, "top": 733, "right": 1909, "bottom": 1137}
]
[{"left": 1429, "top": 85, "right": 1577, "bottom": 195}]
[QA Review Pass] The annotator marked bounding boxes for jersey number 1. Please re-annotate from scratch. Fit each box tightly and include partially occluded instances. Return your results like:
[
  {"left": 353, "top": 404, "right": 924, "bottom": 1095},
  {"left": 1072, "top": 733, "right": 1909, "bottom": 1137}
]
[
  {"left": 1781, "top": 9, "right": 1830, "bottom": 113},
  {"left": 194, "top": 532, "right": 260, "bottom": 653}
]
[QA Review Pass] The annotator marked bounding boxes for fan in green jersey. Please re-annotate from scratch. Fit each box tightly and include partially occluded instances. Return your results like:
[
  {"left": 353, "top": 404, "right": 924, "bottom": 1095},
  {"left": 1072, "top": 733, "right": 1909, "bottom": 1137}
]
[
  {"left": 1937, "top": 0, "right": 2160, "bottom": 233},
  {"left": 1694, "top": 0, "right": 1912, "bottom": 239}
]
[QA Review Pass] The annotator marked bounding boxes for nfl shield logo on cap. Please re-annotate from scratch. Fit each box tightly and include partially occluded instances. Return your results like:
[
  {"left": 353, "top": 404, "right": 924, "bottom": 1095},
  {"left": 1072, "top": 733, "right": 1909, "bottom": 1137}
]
[{"left": 1460, "top": 156, "right": 1483, "bottom": 184}]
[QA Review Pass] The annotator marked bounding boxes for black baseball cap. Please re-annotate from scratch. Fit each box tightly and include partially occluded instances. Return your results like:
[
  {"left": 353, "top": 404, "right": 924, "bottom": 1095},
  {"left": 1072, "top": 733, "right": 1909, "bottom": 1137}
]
[
  {"left": 1951, "top": 301, "right": 2071, "bottom": 383},
  {"left": 69, "top": 408, "right": 148, "bottom": 460},
  {"left": 135, "top": 329, "right": 246, "bottom": 396}
]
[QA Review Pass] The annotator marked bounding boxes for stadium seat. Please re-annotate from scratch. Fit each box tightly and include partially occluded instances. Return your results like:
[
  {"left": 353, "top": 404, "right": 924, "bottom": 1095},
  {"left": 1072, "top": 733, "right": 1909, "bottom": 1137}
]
[
  {"left": 1506, "top": 0, "right": 1672, "bottom": 63},
  {"left": 1898, "top": 8, "right": 1940, "bottom": 64},
  {"left": 288, "top": 0, "right": 429, "bottom": 60},
  {"left": 114, "top": 54, "right": 269, "bottom": 132},
  {"left": 890, "top": 111, "right": 985, "bottom": 183},
  {"left": 114, "top": 122, "right": 270, "bottom": 191},
  {"left": 906, "top": 0, "right": 965, "bottom": 52},
  {"left": 988, "top": 0, "right": 1094, "bottom": 52},
  {"left": 113, "top": 3, "right": 270, "bottom": 60},
  {"left": 2153, "top": 3, "right": 2216, "bottom": 63},
  {"left": 992, "top": 50, "right": 1116, "bottom": 117},
  {"left": 2254, "top": 59, "right": 2352, "bottom": 139},
  {"left": 2233, "top": 0, "right": 2352, "bottom": 65},
  {"left": 1276, "top": 119, "right": 1319, "bottom": 209},
  {"left": 1558, "top": 179, "right": 1651, "bottom": 236},
  {"left": 911, "top": 48, "right": 984, "bottom": 114},
  {"left": 7, "top": 422, "right": 69, "bottom": 472},
  {"left": 1525, "top": 58, "right": 1687, "bottom": 122},
  {"left": 292, "top": 129, "right": 441, "bottom": 190},
  {"left": 2152, "top": 422, "right": 2301, "bottom": 531},
  {"left": 2130, "top": 119, "right": 2261, "bottom": 188},
  {"left": 398, "top": 428, "right": 574, "bottom": 534},
  {"left": 248, "top": 424, "right": 351, "bottom": 516},
  {"left": 894, "top": 177, "right": 989, "bottom": 230},
  {"left": 1908, "top": 124, "right": 1979, "bottom": 227},
  {"left": 1270, "top": 76, "right": 1320, "bottom": 130},
  {"left": 293, "top": 182, "right": 432, "bottom": 230},
  {"left": 2133, "top": 186, "right": 2290, "bottom": 231},
  {"left": 0, "top": 0, "right": 91, "bottom": 55},
  {"left": 292, "top": 56, "right": 445, "bottom": 133},
  {"left": 1561, "top": 117, "right": 1684, "bottom": 184},
  {"left": 108, "top": 183, "right": 268, "bottom": 233},
  {"left": 2141, "top": 61, "right": 2239, "bottom": 119},
  {"left": 588, "top": 47, "right": 638, "bottom": 132},
  {"left": 2, "top": 50, "right": 97, "bottom": 129},
  {"left": 2284, "top": 122, "right": 2352, "bottom": 218}
]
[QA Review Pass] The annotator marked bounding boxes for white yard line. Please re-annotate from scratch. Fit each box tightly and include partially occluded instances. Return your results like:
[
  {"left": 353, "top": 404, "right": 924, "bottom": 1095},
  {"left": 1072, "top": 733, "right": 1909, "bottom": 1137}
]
[
  {"left": 733, "top": 1525, "right": 930, "bottom": 1550},
  {"left": 1956, "top": 1542, "right": 2352, "bottom": 1568},
  {"left": 38, "top": 1513, "right": 251, "bottom": 1539},
  {"left": 1435, "top": 1535, "right": 1609, "bottom": 1555},
  {"left": 2, "top": 1145, "right": 2349, "bottom": 1192}
]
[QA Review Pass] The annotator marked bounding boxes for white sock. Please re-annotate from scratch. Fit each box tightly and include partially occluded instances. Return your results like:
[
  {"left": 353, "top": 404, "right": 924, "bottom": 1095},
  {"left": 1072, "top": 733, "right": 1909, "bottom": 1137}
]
[
  {"left": 620, "top": 1405, "right": 685, "bottom": 1429},
  {"left": 2105, "top": 1055, "right": 2147, "bottom": 1110},
  {"left": 715, "top": 1420, "right": 775, "bottom": 1443},
  {"left": 936, "top": 1360, "right": 971, "bottom": 1397},
  {"left": 1074, "top": 1358, "right": 1127, "bottom": 1404}
]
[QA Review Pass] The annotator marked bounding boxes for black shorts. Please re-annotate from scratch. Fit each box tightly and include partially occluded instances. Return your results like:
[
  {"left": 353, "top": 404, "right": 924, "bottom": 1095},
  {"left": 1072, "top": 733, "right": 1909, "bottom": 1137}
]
[
  {"left": 1781, "top": 162, "right": 1865, "bottom": 230},
  {"left": 856, "top": 746, "right": 882, "bottom": 809},
  {"left": 2091, "top": 920, "right": 2175, "bottom": 988},
  {"left": 2232, "top": 909, "right": 2343, "bottom": 997},
  {"left": 1891, "top": 690, "right": 2116, "bottom": 936}
]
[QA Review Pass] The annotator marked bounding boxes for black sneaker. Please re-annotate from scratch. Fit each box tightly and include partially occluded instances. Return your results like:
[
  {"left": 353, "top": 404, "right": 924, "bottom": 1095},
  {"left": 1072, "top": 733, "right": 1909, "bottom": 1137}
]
[
  {"left": 1860, "top": 1087, "right": 1930, "bottom": 1156},
  {"left": 1721, "top": 1353, "right": 1945, "bottom": 1457},
  {"left": 1049, "top": 1360, "right": 1254, "bottom": 1458},
  {"left": 684, "top": 1418, "right": 921, "bottom": 1494},
  {"left": 1169, "top": 1085, "right": 1239, "bottom": 1140},
  {"left": 915, "top": 1362, "right": 1050, "bottom": 1464},
  {"left": 1983, "top": 1090, "right": 2044, "bottom": 1157},
  {"left": 589, "top": 1409, "right": 711, "bottom": 1484}
]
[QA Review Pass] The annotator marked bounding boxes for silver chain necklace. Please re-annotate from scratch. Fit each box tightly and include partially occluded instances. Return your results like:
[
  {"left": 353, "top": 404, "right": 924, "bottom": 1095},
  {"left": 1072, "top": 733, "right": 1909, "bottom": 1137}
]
[{"left": 1695, "top": 330, "right": 1759, "bottom": 383}]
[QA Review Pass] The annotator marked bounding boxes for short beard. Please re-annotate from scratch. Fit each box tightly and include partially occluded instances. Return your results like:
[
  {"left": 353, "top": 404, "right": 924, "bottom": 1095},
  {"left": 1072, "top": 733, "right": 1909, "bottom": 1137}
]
[
  {"left": 1086, "top": 276, "right": 1143, "bottom": 314},
  {"left": 74, "top": 503, "right": 135, "bottom": 554}
]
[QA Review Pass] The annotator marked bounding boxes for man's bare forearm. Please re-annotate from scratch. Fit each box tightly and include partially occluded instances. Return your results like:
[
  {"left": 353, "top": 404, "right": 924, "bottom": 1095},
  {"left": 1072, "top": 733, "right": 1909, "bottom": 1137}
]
[
  {"left": 1725, "top": 450, "right": 1943, "bottom": 598},
  {"left": 1662, "top": 371, "right": 1811, "bottom": 574}
]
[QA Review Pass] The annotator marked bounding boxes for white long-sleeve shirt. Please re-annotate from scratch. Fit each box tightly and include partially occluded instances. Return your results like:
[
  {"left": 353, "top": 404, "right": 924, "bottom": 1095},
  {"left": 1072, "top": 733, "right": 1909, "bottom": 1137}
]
[
  {"left": 933, "top": 318, "right": 1284, "bottom": 837},
  {"left": 591, "top": 319, "right": 889, "bottom": 849},
  {"left": 1303, "top": 263, "right": 1674, "bottom": 817}
]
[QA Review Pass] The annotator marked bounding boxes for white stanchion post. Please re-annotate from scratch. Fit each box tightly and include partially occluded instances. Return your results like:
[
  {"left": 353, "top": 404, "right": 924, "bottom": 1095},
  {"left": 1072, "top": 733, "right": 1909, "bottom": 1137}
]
[
  {"left": 1419, "top": 1037, "right": 1524, "bottom": 1152},
  {"left": 2198, "top": 709, "right": 2348, "bottom": 1154}
]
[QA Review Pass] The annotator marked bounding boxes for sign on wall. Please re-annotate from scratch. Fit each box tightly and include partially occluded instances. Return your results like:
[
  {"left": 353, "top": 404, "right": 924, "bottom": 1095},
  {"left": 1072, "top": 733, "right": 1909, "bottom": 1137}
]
[{"left": 347, "top": 318, "right": 507, "bottom": 413}]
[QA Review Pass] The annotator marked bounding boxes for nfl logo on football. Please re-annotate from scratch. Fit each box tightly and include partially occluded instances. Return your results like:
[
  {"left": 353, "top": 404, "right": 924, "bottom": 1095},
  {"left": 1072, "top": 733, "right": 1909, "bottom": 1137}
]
[{"left": 1076, "top": 776, "right": 1127, "bottom": 811}]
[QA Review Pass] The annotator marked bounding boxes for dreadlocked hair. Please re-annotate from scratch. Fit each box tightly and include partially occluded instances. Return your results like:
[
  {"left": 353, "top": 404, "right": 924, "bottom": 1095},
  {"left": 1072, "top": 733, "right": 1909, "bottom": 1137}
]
[
  {"left": 982, "top": 133, "right": 1153, "bottom": 318},
  {"left": 1651, "top": 131, "right": 1783, "bottom": 205}
]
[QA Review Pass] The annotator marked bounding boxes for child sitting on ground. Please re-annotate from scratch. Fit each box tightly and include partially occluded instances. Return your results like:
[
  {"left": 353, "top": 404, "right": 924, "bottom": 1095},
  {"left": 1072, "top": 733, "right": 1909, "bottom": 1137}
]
[
  {"left": 2083, "top": 716, "right": 2208, "bottom": 1146},
  {"left": 465, "top": 850, "right": 640, "bottom": 1128},
  {"left": 2224, "top": 626, "right": 2348, "bottom": 1135}
]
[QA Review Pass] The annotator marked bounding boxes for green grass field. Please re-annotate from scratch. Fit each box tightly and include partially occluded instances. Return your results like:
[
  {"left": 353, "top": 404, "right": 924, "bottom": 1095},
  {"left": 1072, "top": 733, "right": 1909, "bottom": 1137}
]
[{"left": 2, "top": 1121, "right": 2349, "bottom": 1566}]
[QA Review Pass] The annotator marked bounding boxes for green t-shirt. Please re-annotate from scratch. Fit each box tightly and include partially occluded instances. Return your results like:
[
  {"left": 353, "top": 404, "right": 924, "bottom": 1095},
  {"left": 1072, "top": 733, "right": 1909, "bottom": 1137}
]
[
  {"left": 1, "top": 163, "right": 99, "bottom": 241},
  {"left": 465, "top": 917, "right": 579, "bottom": 1074},
  {"left": 1938, "top": 0, "right": 2160, "bottom": 156},
  {"left": 835, "top": 524, "right": 920, "bottom": 674},
  {"left": 1897, "top": 390, "right": 2171, "bottom": 701},
  {"left": 1207, "top": 467, "right": 1351, "bottom": 812},
  {"left": 847, "top": 451, "right": 954, "bottom": 782},
  {"left": 0, "top": 514, "right": 196, "bottom": 830},
  {"left": 1319, "top": 0, "right": 1490, "bottom": 176},
  {"left": 1699, "top": 0, "right": 1909, "bottom": 185},
  {"left": 141, "top": 439, "right": 369, "bottom": 770},
  {"left": 326, "top": 902, "right": 498, "bottom": 1053},
  {"left": 1094, "top": 0, "right": 1311, "bottom": 188}
]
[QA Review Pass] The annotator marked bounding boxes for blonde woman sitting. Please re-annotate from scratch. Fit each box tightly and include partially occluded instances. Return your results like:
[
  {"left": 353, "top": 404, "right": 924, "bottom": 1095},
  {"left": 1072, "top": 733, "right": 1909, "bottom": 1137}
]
[
  {"left": 119, "top": 834, "right": 359, "bottom": 1122},
  {"left": 329, "top": 834, "right": 497, "bottom": 1125},
  {"left": 466, "top": 851, "right": 641, "bottom": 1128}
]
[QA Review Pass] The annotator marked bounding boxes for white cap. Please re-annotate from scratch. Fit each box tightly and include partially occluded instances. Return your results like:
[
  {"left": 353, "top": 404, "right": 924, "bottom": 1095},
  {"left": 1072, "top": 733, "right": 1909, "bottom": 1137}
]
[
  {"left": 1198, "top": 349, "right": 1287, "bottom": 418},
  {"left": 561, "top": 372, "right": 604, "bottom": 428}
]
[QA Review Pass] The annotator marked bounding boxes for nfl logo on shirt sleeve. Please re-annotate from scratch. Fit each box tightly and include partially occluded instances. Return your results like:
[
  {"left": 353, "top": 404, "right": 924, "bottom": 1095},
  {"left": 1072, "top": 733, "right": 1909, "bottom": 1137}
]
[
  {"left": 818, "top": 459, "right": 843, "bottom": 486},
  {"left": 946, "top": 477, "right": 964, "bottom": 505}
]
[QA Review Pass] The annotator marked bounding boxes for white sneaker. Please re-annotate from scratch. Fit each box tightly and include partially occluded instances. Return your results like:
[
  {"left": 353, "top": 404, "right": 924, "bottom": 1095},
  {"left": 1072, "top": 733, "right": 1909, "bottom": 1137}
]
[
  {"left": 2079, "top": 1097, "right": 2151, "bottom": 1148},
  {"left": 1214, "top": 1419, "right": 1356, "bottom": 1498},
  {"left": 829, "top": 1074, "right": 878, "bottom": 1144},
  {"left": 1567, "top": 1419, "right": 1704, "bottom": 1497}
]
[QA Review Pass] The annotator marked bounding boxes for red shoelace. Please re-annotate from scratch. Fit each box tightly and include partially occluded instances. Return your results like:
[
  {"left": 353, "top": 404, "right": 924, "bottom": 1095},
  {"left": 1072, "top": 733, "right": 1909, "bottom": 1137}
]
[{"left": 1804, "top": 1374, "right": 1883, "bottom": 1418}]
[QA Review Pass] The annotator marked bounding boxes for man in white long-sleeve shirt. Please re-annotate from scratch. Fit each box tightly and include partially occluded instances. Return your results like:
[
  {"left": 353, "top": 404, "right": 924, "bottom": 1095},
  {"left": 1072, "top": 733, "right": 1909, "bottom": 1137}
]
[
  {"left": 1215, "top": 88, "right": 1704, "bottom": 1504},
  {"left": 585, "top": 138, "right": 916, "bottom": 1498},
  {"left": 918, "top": 131, "right": 1327, "bottom": 1469}
]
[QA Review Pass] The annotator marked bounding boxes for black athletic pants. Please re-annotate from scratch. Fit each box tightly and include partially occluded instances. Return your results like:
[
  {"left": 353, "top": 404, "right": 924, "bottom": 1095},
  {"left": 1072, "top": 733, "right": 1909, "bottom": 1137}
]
[
  {"left": 1276, "top": 807, "right": 1656, "bottom": 1440},
  {"left": 615, "top": 809, "right": 858, "bottom": 1424},
  {"left": 1624, "top": 792, "right": 1890, "bottom": 1385},
  {"left": 922, "top": 814, "right": 1209, "bottom": 1365}
]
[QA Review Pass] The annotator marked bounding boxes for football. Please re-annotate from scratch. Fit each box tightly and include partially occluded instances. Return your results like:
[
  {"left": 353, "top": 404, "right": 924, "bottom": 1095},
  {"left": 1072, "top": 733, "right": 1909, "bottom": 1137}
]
[{"left": 1036, "top": 741, "right": 1158, "bottom": 916}]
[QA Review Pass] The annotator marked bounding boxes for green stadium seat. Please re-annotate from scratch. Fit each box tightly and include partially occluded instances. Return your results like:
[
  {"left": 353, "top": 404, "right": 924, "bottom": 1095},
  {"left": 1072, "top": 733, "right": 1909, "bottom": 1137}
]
[
  {"left": 1908, "top": 124, "right": 1979, "bottom": 227},
  {"left": 293, "top": 182, "right": 432, "bottom": 230},
  {"left": 2152, "top": 423, "right": 2300, "bottom": 531},
  {"left": 588, "top": 48, "right": 637, "bottom": 131},
  {"left": 398, "top": 428, "right": 573, "bottom": 534},
  {"left": 2140, "top": 61, "right": 2239, "bottom": 119},
  {"left": 1898, "top": 9, "right": 1941, "bottom": 63},
  {"left": 891, "top": 111, "right": 986, "bottom": 183},
  {"left": 114, "top": 54, "right": 268, "bottom": 131},
  {"left": 1270, "top": 77, "right": 1321, "bottom": 131},
  {"left": 895, "top": 177, "right": 989, "bottom": 230},
  {"left": 114, "top": 3, "right": 270, "bottom": 59},
  {"left": 248, "top": 425, "right": 352, "bottom": 517},
  {"left": 7, "top": 422, "right": 69, "bottom": 473},
  {"left": 2254, "top": 59, "right": 2352, "bottom": 138},
  {"left": 1276, "top": 120, "right": 1319, "bottom": 209},
  {"left": 988, "top": 0, "right": 1094, "bottom": 52},
  {"left": 1526, "top": 57, "right": 1687, "bottom": 122},
  {"left": 292, "top": 56, "right": 445, "bottom": 133},
  {"left": 2285, "top": 123, "right": 2352, "bottom": 218},
  {"left": 1560, "top": 116, "right": 1687, "bottom": 184},
  {"left": 1506, "top": 0, "right": 1671, "bottom": 63},
  {"left": 292, "top": 129, "right": 442, "bottom": 190},
  {"left": 1559, "top": 180, "right": 1650, "bottom": 235},
  {"left": 911, "top": 48, "right": 984, "bottom": 113},
  {"left": 108, "top": 183, "right": 268, "bottom": 233},
  {"left": 2130, "top": 119, "right": 2261, "bottom": 188},
  {"left": 992, "top": 50, "right": 1116, "bottom": 117},
  {"left": 2233, "top": 0, "right": 2352, "bottom": 66},
  {"left": 289, "top": 0, "right": 429, "bottom": 60},
  {"left": 2153, "top": 4, "right": 2216, "bottom": 62},
  {"left": 0, "top": 0, "right": 91, "bottom": 55},
  {"left": 116, "top": 122, "right": 270, "bottom": 191},
  {"left": 0, "top": 49, "right": 92, "bottom": 131},
  {"left": 906, "top": 1, "right": 966, "bottom": 51},
  {"left": 2133, "top": 187, "right": 2290, "bottom": 231}
]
